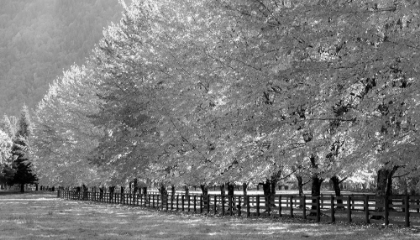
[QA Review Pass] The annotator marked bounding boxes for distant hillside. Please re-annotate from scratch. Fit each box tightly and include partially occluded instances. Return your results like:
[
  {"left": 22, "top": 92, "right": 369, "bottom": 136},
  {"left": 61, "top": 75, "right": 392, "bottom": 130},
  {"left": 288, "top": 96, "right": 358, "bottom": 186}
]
[{"left": 0, "top": 0, "right": 125, "bottom": 116}]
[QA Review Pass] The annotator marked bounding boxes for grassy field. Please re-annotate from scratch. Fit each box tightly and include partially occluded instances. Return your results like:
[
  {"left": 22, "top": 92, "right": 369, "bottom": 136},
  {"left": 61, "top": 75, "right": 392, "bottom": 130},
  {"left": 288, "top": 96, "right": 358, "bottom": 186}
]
[{"left": 0, "top": 193, "right": 419, "bottom": 240}]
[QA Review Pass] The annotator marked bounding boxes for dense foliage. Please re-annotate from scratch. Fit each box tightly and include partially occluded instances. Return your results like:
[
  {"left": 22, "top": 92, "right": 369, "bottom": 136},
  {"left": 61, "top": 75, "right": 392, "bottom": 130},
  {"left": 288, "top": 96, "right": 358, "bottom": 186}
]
[
  {"left": 3, "top": 0, "right": 418, "bottom": 196},
  {"left": 0, "top": 107, "right": 38, "bottom": 191}
]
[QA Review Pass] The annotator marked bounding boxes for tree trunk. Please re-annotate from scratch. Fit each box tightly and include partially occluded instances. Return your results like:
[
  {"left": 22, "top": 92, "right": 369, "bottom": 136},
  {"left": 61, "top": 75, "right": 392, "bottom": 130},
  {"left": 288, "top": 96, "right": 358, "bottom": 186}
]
[
  {"left": 296, "top": 175, "right": 304, "bottom": 197},
  {"left": 311, "top": 176, "right": 323, "bottom": 211},
  {"left": 371, "top": 165, "right": 399, "bottom": 219},
  {"left": 184, "top": 186, "right": 189, "bottom": 196},
  {"left": 227, "top": 183, "right": 234, "bottom": 196},
  {"left": 109, "top": 186, "right": 115, "bottom": 201},
  {"left": 270, "top": 180, "right": 277, "bottom": 195},
  {"left": 171, "top": 185, "right": 176, "bottom": 198},
  {"left": 133, "top": 178, "right": 138, "bottom": 194},
  {"left": 331, "top": 176, "right": 343, "bottom": 209},
  {"left": 200, "top": 184, "right": 208, "bottom": 196},
  {"left": 20, "top": 183, "right": 24, "bottom": 193},
  {"left": 220, "top": 184, "right": 225, "bottom": 196},
  {"left": 99, "top": 187, "right": 104, "bottom": 200},
  {"left": 82, "top": 184, "right": 88, "bottom": 200},
  {"left": 242, "top": 183, "right": 248, "bottom": 206},
  {"left": 160, "top": 184, "right": 167, "bottom": 196},
  {"left": 35, "top": 184, "right": 38, "bottom": 191},
  {"left": 262, "top": 179, "right": 273, "bottom": 209},
  {"left": 270, "top": 170, "right": 281, "bottom": 195},
  {"left": 120, "top": 186, "right": 125, "bottom": 203}
]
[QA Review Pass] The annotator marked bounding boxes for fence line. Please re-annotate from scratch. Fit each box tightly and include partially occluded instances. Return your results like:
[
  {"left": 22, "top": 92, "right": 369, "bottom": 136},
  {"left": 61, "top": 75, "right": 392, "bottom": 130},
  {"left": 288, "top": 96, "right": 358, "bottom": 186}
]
[{"left": 58, "top": 190, "right": 420, "bottom": 227}]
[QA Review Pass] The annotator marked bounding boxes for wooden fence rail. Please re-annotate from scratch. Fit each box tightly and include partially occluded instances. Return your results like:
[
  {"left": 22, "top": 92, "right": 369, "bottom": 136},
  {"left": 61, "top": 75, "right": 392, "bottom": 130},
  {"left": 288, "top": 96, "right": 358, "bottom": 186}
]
[{"left": 58, "top": 190, "right": 420, "bottom": 227}]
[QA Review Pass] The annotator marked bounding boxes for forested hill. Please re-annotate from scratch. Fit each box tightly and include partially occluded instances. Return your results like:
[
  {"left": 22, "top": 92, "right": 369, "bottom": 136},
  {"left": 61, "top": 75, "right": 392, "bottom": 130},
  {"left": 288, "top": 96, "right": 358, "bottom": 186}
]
[{"left": 0, "top": 0, "right": 125, "bottom": 116}]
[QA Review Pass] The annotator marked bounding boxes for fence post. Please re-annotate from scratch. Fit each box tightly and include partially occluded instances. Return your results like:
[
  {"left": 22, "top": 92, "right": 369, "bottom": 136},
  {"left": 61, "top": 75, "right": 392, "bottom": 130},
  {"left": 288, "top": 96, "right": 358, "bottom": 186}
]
[
  {"left": 182, "top": 195, "right": 185, "bottom": 212},
  {"left": 237, "top": 197, "right": 242, "bottom": 216},
  {"left": 176, "top": 195, "right": 179, "bottom": 211},
  {"left": 200, "top": 196, "right": 203, "bottom": 214},
  {"left": 194, "top": 195, "right": 197, "bottom": 212},
  {"left": 256, "top": 196, "right": 260, "bottom": 217},
  {"left": 347, "top": 195, "right": 352, "bottom": 223},
  {"left": 166, "top": 194, "right": 169, "bottom": 211},
  {"left": 148, "top": 194, "right": 151, "bottom": 208},
  {"left": 302, "top": 195, "right": 306, "bottom": 219},
  {"left": 229, "top": 195, "right": 233, "bottom": 216},
  {"left": 405, "top": 195, "right": 410, "bottom": 227},
  {"left": 385, "top": 195, "right": 389, "bottom": 226},
  {"left": 214, "top": 195, "right": 217, "bottom": 215},
  {"left": 417, "top": 199, "right": 419, "bottom": 213},
  {"left": 279, "top": 195, "right": 282, "bottom": 217},
  {"left": 316, "top": 196, "right": 321, "bottom": 223},
  {"left": 331, "top": 195, "right": 335, "bottom": 223},
  {"left": 221, "top": 195, "right": 225, "bottom": 215},
  {"left": 365, "top": 195, "right": 370, "bottom": 224},
  {"left": 140, "top": 194, "right": 143, "bottom": 206},
  {"left": 153, "top": 194, "right": 155, "bottom": 208},
  {"left": 246, "top": 195, "right": 250, "bottom": 218},
  {"left": 290, "top": 196, "right": 293, "bottom": 217},
  {"left": 188, "top": 195, "right": 191, "bottom": 212},
  {"left": 321, "top": 194, "right": 324, "bottom": 209},
  {"left": 207, "top": 195, "right": 210, "bottom": 213}
]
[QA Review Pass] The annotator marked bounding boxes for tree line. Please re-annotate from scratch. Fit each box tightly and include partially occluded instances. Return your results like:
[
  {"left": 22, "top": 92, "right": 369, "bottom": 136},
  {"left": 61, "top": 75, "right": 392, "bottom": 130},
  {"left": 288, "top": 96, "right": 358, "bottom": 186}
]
[
  {"left": 2, "top": 0, "right": 419, "bottom": 199},
  {"left": 0, "top": 107, "right": 38, "bottom": 192}
]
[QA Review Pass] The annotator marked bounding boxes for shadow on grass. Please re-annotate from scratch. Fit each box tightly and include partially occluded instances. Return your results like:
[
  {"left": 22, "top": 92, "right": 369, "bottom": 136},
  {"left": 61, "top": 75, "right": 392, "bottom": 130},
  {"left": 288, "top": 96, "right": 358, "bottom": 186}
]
[{"left": 0, "top": 194, "right": 419, "bottom": 240}]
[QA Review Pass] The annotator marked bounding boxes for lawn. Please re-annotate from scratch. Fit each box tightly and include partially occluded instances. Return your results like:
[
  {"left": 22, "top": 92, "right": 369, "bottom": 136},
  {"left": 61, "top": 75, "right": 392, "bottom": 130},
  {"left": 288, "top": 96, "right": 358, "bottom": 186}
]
[{"left": 0, "top": 192, "right": 419, "bottom": 240}]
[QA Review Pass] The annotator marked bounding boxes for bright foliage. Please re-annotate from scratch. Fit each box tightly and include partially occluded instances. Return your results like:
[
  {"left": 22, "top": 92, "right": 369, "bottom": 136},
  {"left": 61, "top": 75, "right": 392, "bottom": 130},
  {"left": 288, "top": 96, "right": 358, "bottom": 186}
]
[{"left": 30, "top": 0, "right": 420, "bottom": 194}]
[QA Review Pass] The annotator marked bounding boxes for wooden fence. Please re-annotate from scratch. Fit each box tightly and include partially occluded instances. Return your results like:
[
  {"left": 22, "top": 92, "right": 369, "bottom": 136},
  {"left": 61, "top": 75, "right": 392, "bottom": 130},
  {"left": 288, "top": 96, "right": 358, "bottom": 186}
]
[{"left": 58, "top": 190, "right": 420, "bottom": 227}]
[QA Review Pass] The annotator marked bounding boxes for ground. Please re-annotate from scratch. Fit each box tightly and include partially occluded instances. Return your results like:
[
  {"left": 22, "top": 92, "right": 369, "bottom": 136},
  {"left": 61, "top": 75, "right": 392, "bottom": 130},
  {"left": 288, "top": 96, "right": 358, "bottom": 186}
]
[{"left": 0, "top": 192, "right": 419, "bottom": 240}]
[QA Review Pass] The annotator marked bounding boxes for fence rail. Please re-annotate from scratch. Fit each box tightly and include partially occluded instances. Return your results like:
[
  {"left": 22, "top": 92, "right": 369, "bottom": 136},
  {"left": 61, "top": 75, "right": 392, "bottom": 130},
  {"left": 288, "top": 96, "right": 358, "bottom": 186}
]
[{"left": 58, "top": 190, "right": 420, "bottom": 227}]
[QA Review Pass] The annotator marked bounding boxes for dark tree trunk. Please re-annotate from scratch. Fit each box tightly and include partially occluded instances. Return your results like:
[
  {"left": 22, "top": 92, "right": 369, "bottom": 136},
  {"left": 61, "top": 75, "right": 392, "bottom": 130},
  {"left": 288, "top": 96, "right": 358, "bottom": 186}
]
[
  {"left": 184, "top": 186, "right": 189, "bottom": 196},
  {"left": 20, "top": 183, "right": 24, "bottom": 193},
  {"left": 171, "top": 185, "right": 176, "bottom": 198},
  {"left": 220, "top": 184, "right": 225, "bottom": 196},
  {"left": 99, "top": 187, "right": 104, "bottom": 200},
  {"left": 120, "top": 186, "right": 125, "bottom": 203},
  {"left": 160, "top": 184, "right": 167, "bottom": 196},
  {"left": 109, "top": 186, "right": 115, "bottom": 201},
  {"left": 142, "top": 187, "right": 147, "bottom": 195},
  {"left": 331, "top": 176, "right": 343, "bottom": 208},
  {"left": 262, "top": 179, "right": 273, "bottom": 209},
  {"left": 375, "top": 166, "right": 398, "bottom": 211},
  {"left": 296, "top": 175, "right": 304, "bottom": 197},
  {"left": 133, "top": 179, "right": 138, "bottom": 194},
  {"left": 35, "top": 184, "right": 38, "bottom": 191},
  {"left": 270, "top": 180, "right": 277, "bottom": 195},
  {"left": 200, "top": 184, "right": 208, "bottom": 196},
  {"left": 82, "top": 184, "right": 88, "bottom": 200},
  {"left": 227, "top": 183, "right": 234, "bottom": 196},
  {"left": 270, "top": 170, "right": 281, "bottom": 195},
  {"left": 242, "top": 183, "right": 248, "bottom": 206},
  {"left": 311, "top": 176, "right": 323, "bottom": 211}
]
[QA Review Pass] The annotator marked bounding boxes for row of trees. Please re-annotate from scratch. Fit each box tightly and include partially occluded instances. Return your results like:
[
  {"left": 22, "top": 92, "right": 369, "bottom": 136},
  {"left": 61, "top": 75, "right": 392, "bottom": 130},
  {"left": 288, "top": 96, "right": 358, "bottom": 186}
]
[
  {"left": 0, "top": 108, "right": 38, "bottom": 192},
  {"left": 31, "top": 0, "right": 420, "bottom": 201}
]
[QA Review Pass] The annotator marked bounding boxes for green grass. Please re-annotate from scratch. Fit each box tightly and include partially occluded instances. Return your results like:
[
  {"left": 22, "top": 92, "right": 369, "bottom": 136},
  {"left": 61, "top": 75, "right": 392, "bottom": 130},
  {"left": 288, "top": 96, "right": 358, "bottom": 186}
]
[{"left": 0, "top": 193, "right": 419, "bottom": 240}]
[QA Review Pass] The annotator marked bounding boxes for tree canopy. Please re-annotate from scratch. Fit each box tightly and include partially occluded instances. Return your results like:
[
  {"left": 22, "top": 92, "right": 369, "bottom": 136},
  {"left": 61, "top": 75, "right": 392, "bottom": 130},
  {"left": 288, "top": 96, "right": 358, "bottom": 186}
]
[{"left": 27, "top": 0, "right": 420, "bottom": 196}]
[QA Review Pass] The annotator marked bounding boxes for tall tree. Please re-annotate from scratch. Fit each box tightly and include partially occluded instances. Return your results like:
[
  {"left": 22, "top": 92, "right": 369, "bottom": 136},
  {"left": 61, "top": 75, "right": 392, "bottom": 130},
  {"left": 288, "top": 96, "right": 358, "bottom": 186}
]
[{"left": 11, "top": 106, "right": 38, "bottom": 192}]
